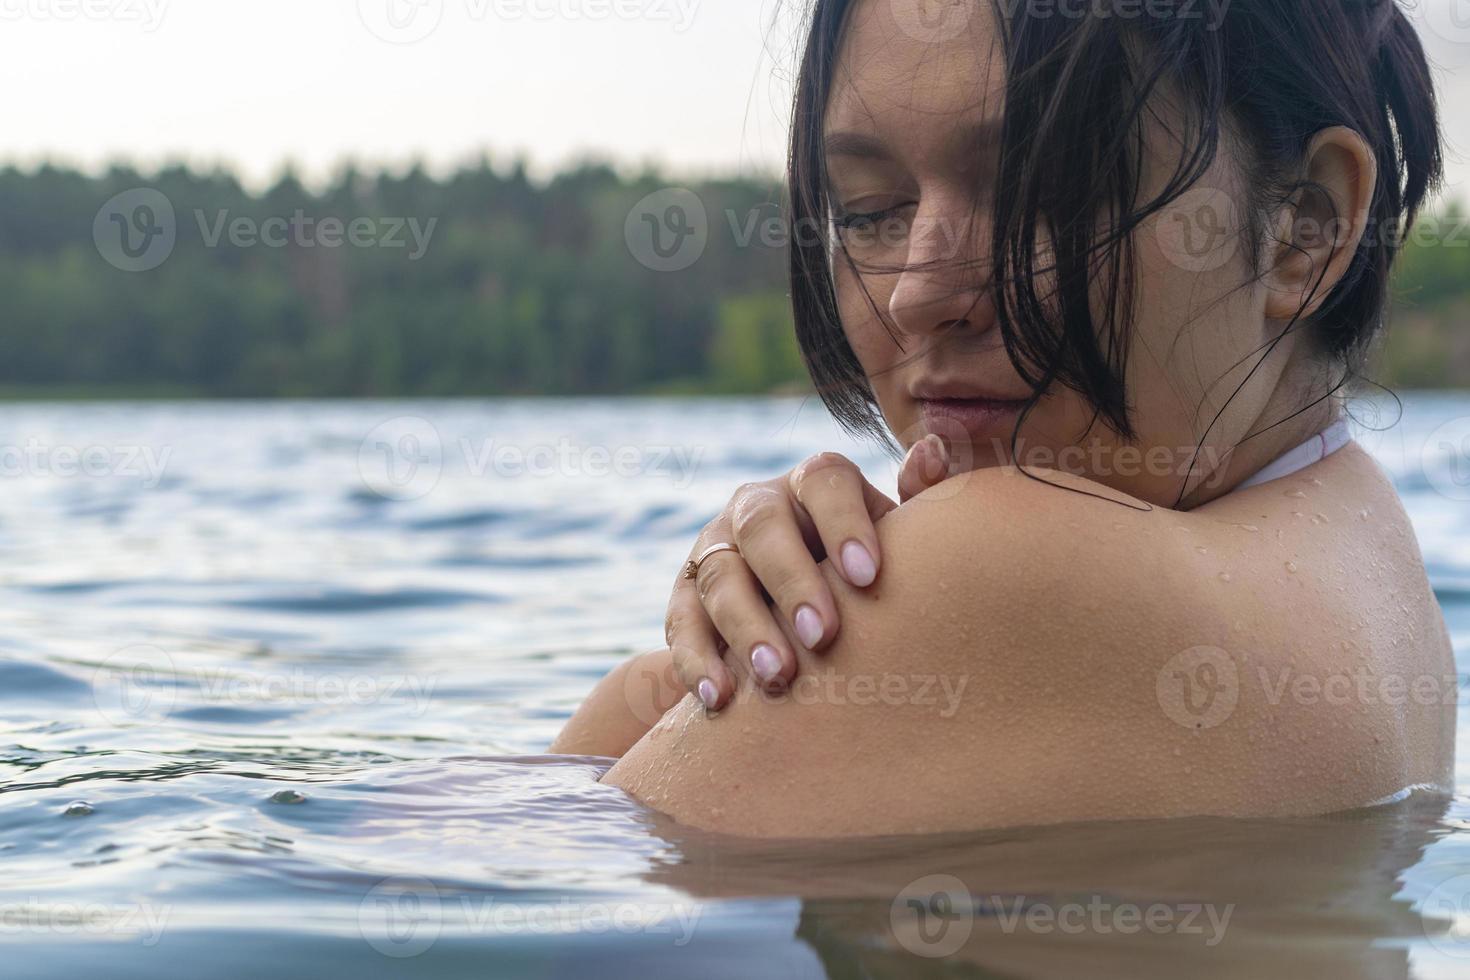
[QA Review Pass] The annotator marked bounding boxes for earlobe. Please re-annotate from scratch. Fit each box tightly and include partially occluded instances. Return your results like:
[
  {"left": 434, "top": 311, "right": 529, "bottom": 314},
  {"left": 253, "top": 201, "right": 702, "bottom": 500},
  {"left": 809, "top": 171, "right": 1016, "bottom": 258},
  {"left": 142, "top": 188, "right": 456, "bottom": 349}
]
[{"left": 1261, "top": 125, "right": 1378, "bottom": 323}]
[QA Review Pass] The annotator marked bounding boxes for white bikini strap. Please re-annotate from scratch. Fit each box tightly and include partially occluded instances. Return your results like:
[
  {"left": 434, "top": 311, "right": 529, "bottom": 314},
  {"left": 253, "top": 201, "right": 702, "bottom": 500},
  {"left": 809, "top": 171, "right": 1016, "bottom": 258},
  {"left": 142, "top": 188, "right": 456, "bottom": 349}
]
[{"left": 1232, "top": 417, "right": 1352, "bottom": 492}]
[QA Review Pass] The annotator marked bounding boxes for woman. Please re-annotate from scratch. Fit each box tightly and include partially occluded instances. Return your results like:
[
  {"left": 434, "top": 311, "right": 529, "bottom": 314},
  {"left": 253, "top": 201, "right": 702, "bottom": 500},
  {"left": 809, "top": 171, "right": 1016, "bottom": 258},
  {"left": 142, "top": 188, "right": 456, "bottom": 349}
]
[{"left": 552, "top": 0, "right": 1455, "bottom": 837}]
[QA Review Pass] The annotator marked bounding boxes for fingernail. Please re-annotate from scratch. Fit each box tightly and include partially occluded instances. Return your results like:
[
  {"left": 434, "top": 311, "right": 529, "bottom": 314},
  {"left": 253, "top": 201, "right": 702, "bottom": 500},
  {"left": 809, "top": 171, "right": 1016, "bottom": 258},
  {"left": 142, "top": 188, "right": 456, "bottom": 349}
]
[
  {"left": 697, "top": 678, "right": 720, "bottom": 710},
  {"left": 841, "top": 540, "right": 877, "bottom": 587},
  {"left": 922, "top": 435, "right": 948, "bottom": 480},
  {"left": 751, "top": 644, "right": 782, "bottom": 683},
  {"left": 794, "top": 604, "right": 824, "bottom": 648}
]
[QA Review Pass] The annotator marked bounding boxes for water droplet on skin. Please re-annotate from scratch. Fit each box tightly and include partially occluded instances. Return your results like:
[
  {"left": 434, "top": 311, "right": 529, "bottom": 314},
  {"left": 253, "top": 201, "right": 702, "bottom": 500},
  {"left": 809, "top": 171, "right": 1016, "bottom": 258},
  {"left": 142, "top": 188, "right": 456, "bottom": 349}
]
[
  {"left": 1286, "top": 490, "right": 1307, "bottom": 499},
  {"left": 1219, "top": 572, "right": 1233, "bottom": 583},
  {"left": 269, "top": 789, "right": 307, "bottom": 805},
  {"left": 1235, "top": 523, "right": 1260, "bottom": 533},
  {"left": 63, "top": 801, "right": 93, "bottom": 817},
  {"left": 1196, "top": 546, "right": 1209, "bottom": 555},
  {"left": 1285, "top": 561, "right": 1298, "bottom": 574}
]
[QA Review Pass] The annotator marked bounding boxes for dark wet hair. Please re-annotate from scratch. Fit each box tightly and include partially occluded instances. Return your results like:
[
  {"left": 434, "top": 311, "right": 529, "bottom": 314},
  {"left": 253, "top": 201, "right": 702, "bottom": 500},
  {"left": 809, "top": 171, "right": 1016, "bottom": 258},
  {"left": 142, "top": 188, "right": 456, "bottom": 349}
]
[{"left": 786, "top": 0, "right": 1443, "bottom": 475}]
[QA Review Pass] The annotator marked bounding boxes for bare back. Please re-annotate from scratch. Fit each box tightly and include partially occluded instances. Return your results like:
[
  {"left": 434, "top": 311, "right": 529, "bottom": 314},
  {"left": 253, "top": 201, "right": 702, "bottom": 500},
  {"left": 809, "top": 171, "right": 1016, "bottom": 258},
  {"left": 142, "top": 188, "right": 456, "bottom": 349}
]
[{"left": 604, "top": 441, "right": 1455, "bottom": 837}]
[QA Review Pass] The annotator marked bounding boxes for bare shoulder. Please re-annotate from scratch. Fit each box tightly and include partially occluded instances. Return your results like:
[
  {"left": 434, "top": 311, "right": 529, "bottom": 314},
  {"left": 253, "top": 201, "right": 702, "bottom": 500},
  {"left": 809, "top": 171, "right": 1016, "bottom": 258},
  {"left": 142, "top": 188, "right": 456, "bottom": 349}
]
[{"left": 603, "top": 460, "right": 1448, "bottom": 837}]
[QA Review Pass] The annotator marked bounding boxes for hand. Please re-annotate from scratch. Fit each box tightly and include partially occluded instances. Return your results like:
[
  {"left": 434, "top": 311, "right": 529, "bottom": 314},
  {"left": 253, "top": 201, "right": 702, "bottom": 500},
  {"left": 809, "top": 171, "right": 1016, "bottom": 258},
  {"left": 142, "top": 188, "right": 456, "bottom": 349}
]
[{"left": 665, "top": 434, "right": 952, "bottom": 710}]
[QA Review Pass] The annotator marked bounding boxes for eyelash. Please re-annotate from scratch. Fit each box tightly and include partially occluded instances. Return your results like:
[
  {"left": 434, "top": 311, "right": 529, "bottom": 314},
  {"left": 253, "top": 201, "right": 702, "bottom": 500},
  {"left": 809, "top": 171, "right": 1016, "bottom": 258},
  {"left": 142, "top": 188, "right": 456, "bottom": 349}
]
[{"left": 830, "top": 203, "right": 911, "bottom": 231}]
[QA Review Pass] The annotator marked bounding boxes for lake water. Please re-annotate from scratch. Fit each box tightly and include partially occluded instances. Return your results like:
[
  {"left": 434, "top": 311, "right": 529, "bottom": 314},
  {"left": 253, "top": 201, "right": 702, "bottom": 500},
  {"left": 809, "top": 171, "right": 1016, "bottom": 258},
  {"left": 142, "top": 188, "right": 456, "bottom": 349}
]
[{"left": 2, "top": 394, "right": 1469, "bottom": 978}]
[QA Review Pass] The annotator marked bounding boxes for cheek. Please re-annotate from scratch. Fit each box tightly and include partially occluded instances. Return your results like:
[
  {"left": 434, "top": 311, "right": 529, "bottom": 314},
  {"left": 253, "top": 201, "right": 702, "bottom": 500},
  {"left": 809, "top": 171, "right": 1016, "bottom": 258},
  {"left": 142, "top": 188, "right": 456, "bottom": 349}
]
[
  {"left": 832, "top": 263, "right": 918, "bottom": 434},
  {"left": 833, "top": 263, "right": 894, "bottom": 374},
  {"left": 1125, "top": 209, "right": 1267, "bottom": 435}
]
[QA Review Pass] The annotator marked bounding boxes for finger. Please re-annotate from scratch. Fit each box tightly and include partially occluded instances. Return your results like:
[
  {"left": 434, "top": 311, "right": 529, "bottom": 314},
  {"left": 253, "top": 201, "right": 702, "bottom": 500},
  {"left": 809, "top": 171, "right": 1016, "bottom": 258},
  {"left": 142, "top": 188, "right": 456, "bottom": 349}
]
[
  {"left": 787, "top": 453, "right": 894, "bottom": 590},
  {"left": 898, "top": 434, "right": 950, "bottom": 504},
  {"left": 728, "top": 483, "right": 839, "bottom": 653},
  {"left": 694, "top": 547, "right": 797, "bottom": 691},
  {"left": 665, "top": 585, "right": 736, "bottom": 710}
]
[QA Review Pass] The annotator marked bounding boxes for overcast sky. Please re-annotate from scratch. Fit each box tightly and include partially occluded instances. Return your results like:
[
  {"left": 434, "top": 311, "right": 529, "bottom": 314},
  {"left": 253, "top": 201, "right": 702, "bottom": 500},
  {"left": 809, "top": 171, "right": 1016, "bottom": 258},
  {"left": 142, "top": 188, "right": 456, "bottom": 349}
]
[{"left": 1, "top": 0, "right": 1466, "bottom": 204}]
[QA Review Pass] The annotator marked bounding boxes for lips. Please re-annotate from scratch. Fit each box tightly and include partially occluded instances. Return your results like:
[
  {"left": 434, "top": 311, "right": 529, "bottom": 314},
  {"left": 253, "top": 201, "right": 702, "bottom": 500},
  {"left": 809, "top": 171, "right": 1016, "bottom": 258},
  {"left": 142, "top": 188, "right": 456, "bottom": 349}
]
[{"left": 916, "top": 396, "right": 1027, "bottom": 440}]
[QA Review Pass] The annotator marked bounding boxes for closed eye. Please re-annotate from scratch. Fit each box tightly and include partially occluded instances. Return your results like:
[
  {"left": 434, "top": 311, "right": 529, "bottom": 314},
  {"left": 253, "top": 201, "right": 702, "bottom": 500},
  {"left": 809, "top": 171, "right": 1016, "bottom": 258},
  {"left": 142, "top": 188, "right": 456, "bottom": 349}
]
[{"left": 830, "top": 202, "right": 915, "bottom": 233}]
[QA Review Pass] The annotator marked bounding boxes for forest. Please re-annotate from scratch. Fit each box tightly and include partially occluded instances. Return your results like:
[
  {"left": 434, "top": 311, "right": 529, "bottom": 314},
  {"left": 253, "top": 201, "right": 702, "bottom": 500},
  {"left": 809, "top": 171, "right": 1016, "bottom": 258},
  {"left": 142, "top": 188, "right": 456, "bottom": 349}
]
[{"left": 0, "top": 158, "right": 1464, "bottom": 398}]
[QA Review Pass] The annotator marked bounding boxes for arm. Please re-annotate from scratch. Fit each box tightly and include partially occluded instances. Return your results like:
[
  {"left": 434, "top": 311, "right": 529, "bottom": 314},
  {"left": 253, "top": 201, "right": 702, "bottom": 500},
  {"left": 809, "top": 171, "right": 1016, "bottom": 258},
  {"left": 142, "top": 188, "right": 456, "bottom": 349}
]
[
  {"left": 549, "top": 648, "right": 687, "bottom": 758},
  {"left": 601, "top": 464, "right": 1343, "bottom": 836}
]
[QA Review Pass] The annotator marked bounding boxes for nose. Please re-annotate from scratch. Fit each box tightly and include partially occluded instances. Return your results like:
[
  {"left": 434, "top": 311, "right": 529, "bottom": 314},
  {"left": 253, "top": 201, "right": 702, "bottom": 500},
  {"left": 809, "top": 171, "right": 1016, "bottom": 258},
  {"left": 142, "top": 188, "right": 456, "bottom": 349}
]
[{"left": 887, "top": 205, "right": 992, "bottom": 339}]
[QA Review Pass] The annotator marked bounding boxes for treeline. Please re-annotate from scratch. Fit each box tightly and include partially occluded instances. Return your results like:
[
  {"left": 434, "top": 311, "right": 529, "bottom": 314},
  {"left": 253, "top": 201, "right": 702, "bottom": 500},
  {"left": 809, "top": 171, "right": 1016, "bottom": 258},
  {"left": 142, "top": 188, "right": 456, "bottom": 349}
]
[{"left": 0, "top": 159, "right": 1464, "bottom": 397}]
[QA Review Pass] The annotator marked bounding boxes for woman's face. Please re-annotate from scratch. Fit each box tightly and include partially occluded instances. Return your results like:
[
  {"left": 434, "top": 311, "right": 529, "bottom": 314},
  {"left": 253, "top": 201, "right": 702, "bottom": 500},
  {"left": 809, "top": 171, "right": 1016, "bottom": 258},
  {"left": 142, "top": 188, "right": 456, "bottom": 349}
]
[{"left": 823, "top": 0, "right": 1307, "bottom": 507}]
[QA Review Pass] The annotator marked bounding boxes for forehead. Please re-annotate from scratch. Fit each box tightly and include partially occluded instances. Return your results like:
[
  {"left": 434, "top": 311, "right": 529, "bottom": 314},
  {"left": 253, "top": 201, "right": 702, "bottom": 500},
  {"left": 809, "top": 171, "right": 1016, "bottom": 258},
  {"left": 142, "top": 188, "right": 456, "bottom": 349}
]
[{"left": 824, "top": 0, "right": 1007, "bottom": 149}]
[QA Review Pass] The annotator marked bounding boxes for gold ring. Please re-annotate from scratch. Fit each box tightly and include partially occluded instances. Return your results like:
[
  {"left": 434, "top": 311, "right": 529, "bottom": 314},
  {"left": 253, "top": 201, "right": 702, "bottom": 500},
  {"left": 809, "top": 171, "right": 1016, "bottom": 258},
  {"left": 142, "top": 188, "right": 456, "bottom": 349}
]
[{"left": 682, "top": 542, "right": 739, "bottom": 579}]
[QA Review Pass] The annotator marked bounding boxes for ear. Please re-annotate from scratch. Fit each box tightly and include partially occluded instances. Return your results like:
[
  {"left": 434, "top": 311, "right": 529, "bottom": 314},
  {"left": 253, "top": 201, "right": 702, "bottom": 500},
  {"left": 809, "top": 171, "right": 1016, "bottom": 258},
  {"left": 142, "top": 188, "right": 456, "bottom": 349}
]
[{"left": 1261, "top": 125, "right": 1378, "bottom": 322}]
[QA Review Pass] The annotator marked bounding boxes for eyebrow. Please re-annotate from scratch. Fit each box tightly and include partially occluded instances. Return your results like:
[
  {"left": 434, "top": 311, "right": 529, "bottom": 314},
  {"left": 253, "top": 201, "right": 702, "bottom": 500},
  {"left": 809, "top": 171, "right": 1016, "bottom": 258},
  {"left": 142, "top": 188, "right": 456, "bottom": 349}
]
[{"left": 823, "top": 118, "right": 1004, "bottom": 164}]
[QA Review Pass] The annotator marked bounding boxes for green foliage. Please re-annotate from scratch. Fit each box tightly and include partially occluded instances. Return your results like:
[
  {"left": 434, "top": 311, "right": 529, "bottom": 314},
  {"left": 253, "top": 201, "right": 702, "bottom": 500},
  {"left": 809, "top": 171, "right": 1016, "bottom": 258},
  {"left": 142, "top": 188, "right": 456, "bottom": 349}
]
[
  {"left": 1382, "top": 199, "right": 1470, "bottom": 388},
  {"left": 0, "top": 159, "right": 1465, "bottom": 395},
  {"left": 0, "top": 159, "right": 797, "bottom": 397}
]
